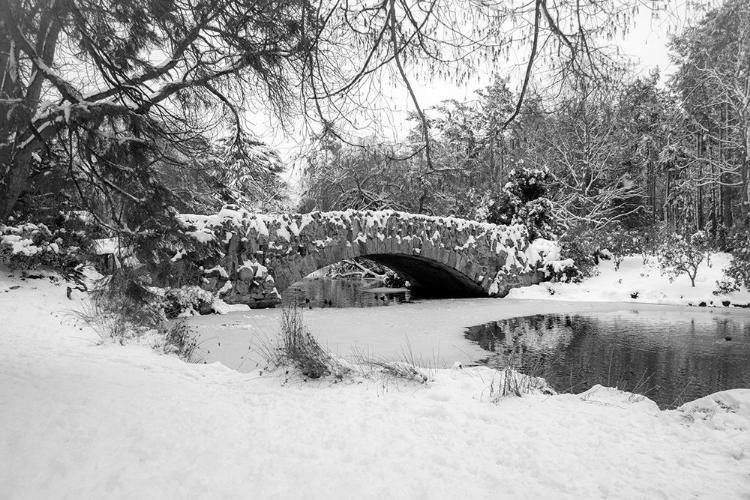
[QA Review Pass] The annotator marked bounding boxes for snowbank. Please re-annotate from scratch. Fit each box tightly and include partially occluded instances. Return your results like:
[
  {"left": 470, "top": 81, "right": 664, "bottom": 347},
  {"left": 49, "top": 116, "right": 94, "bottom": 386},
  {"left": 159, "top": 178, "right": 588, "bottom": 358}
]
[
  {"left": 507, "top": 253, "right": 750, "bottom": 307},
  {"left": 1, "top": 266, "right": 749, "bottom": 498}
]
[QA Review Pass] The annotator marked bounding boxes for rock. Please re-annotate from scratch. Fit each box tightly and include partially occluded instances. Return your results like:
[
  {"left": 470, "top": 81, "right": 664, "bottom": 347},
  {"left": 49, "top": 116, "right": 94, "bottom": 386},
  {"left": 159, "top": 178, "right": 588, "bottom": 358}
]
[
  {"left": 723, "top": 300, "right": 731, "bottom": 307},
  {"left": 204, "top": 267, "right": 225, "bottom": 279},
  {"left": 238, "top": 266, "right": 255, "bottom": 282},
  {"left": 698, "top": 301, "right": 707, "bottom": 307},
  {"left": 234, "top": 280, "right": 250, "bottom": 295},
  {"left": 201, "top": 276, "right": 219, "bottom": 292}
]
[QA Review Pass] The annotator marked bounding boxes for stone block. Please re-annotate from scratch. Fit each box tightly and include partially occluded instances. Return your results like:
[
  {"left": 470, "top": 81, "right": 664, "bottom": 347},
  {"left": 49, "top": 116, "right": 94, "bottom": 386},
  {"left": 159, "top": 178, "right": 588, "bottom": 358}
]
[
  {"left": 301, "top": 255, "right": 317, "bottom": 277},
  {"left": 447, "top": 251, "right": 458, "bottom": 268},
  {"left": 234, "top": 280, "right": 249, "bottom": 295},
  {"left": 201, "top": 276, "right": 219, "bottom": 292},
  {"left": 238, "top": 266, "right": 255, "bottom": 282}
]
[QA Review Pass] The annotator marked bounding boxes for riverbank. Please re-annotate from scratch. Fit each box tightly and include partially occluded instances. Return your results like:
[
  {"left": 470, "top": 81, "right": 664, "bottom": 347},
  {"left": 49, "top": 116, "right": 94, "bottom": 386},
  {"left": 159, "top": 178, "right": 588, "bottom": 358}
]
[
  {"left": 191, "top": 253, "right": 750, "bottom": 373},
  {"left": 508, "top": 253, "right": 750, "bottom": 306},
  {"left": 2, "top": 265, "right": 750, "bottom": 498}
]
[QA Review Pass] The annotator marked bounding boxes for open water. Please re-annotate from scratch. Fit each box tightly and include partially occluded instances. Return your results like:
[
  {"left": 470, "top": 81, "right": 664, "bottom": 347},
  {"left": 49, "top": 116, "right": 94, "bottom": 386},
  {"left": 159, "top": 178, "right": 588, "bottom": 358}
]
[{"left": 190, "top": 277, "right": 750, "bottom": 408}]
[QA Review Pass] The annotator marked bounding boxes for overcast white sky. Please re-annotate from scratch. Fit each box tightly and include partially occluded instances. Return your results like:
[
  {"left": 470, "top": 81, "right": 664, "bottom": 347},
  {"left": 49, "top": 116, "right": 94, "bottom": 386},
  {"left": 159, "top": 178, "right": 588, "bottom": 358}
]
[{"left": 265, "top": 0, "right": 703, "bottom": 193}]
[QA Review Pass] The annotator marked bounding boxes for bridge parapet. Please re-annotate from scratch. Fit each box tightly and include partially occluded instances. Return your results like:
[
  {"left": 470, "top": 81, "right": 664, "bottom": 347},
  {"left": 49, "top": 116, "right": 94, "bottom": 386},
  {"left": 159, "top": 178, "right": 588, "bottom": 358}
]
[{"left": 176, "top": 208, "right": 559, "bottom": 308}]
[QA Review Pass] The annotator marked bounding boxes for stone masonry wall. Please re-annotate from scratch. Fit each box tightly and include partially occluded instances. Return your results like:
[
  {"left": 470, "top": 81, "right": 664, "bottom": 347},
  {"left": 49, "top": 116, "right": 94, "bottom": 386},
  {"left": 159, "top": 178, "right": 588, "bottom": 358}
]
[{"left": 176, "top": 208, "right": 558, "bottom": 308}]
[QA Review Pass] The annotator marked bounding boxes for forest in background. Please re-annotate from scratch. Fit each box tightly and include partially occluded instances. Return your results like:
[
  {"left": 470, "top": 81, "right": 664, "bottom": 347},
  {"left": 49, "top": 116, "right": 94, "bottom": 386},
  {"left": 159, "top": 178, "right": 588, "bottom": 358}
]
[{"left": 301, "top": 0, "right": 750, "bottom": 284}]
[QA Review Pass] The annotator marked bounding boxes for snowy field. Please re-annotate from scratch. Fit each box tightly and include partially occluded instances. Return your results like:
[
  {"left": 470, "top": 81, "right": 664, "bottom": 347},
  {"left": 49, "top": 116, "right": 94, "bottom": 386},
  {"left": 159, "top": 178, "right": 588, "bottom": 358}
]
[{"left": 2, "top": 256, "right": 750, "bottom": 499}]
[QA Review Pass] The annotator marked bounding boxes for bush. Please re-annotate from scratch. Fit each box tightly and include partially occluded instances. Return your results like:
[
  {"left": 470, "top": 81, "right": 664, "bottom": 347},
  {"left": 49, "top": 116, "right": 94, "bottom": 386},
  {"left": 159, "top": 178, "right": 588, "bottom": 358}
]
[
  {"left": 159, "top": 319, "right": 201, "bottom": 362},
  {"left": 262, "top": 304, "right": 349, "bottom": 380},
  {"left": 714, "top": 277, "right": 740, "bottom": 295},
  {"left": 602, "top": 228, "right": 639, "bottom": 271},
  {"left": 630, "top": 223, "right": 667, "bottom": 265},
  {"left": 544, "top": 259, "right": 582, "bottom": 283},
  {"left": 657, "top": 231, "right": 708, "bottom": 287},
  {"left": 161, "top": 286, "right": 214, "bottom": 318},
  {"left": 721, "top": 225, "right": 750, "bottom": 291},
  {"left": 484, "top": 167, "right": 557, "bottom": 240},
  {"left": 557, "top": 227, "right": 604, "bottom": 278},
  {"left": 74, "top": 267, "right": 202, "bottom": 362},
  {"left": 489, "top": 367, "right": 554, "bottom": 401},
  {"left": 0, "top": 218, "right": 91, "bottom": 271}
]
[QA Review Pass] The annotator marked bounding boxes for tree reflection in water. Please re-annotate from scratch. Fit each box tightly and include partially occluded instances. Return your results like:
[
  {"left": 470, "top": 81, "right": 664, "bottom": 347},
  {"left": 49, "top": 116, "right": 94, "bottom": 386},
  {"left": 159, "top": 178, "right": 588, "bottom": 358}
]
[{"left": 465, "top": 311, "right": 750, "bottom": 409}]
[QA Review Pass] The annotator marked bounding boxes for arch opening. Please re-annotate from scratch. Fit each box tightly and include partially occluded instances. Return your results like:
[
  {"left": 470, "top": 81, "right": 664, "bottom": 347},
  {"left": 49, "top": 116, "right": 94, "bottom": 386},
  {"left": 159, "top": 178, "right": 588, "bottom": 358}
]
[{"left": 363, "top": 254, "right": 485, "bottom": 298}]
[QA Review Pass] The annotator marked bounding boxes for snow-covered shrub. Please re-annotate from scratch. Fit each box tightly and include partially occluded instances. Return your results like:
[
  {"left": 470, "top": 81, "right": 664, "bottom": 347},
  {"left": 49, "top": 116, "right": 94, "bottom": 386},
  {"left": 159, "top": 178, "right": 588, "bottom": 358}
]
[
  {"left": 544, "top": 259, "right": 582, "bottom": 283},
  {"left": 0, "top": 218, "right": 90, "bottom": 271},
  {"left": 86, "top": 268, "right": 163, "bottom": 335},
  {"left": 719, "top": 225, "right": 750, "bottom": 292},
  {"left": 76, "top": 268, "right": 202, "bottom": 361},
  {"left": 557, "top": 227, "right": 604, "bottom": 278},
  {"left": 261, "top": 304, "right": 350, "bottom": 380},
  {"left": 489, "top": 367, "right": 554, "bottom": 400},
  {"left": 630, "top": 223, "right": 666, "bottom": 265},
  {"left": 713, "top": 277, "right": 740, "bottom": 296},
  {"left": 158, "top": 319, "right": 200, "bottom": 362},
  {"left": 657, "top": 232, "right": 708, "bottom": 287},
  {"left": 484, "top": 167, "right": 557, "bottom": 240},
  {"left": 161, "top": 286, "right": 214, "bottom": 318},
  {"left": 603, "top": 228, "right": 640, "bottom": 271}
]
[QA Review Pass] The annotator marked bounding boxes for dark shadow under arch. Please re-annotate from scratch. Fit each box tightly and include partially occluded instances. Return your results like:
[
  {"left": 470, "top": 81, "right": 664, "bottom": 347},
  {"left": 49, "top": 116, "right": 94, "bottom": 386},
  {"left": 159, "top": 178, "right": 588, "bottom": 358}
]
[{"left": 364, "top": 254, "right": 485, "bottom": 298}]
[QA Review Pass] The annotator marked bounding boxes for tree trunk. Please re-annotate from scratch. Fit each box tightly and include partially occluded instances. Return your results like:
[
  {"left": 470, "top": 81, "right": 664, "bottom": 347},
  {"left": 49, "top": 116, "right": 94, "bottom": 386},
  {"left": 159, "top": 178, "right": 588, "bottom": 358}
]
[
  {"left": 0, "top": 153, "right": 31, "bottom": 222},
  {"left": 743, "top": 123, "right": 749, "bottom": 205},
  {"left": 697, "top": 132, "right": 704, "bottom": 231}
]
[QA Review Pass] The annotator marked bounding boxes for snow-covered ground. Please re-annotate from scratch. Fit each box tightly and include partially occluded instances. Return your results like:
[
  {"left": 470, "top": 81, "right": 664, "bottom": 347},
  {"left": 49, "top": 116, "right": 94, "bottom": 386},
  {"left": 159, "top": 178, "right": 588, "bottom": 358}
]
[
  {"left": 509, "top": 253, "right": 750, "bottom": 306},
  {"left": 2, "top": 257, "right": 750, "bottom": 499}
]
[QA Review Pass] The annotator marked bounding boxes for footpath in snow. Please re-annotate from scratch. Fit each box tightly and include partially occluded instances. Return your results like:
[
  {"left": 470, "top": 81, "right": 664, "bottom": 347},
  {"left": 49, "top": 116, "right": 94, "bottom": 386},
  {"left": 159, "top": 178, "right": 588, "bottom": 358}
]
[{"left": 1, "top": 261, "right": 750, "bottom": 499}]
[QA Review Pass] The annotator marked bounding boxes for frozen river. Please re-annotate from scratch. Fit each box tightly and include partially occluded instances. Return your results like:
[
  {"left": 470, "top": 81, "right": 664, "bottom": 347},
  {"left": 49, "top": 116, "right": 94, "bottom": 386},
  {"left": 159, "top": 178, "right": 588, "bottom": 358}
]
[{"left": 185, "top": 275, "right": 750, "bottom": 408}]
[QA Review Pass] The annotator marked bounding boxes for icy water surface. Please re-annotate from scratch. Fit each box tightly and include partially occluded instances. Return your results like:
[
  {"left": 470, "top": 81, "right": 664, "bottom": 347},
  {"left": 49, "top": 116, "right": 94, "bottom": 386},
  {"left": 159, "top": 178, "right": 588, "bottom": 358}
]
[
  {"left": 189, "top": 278, "right": 750, "bottom": 408},
  {"left": 465, "top": 310, "right": 750, "bottom": 408}
]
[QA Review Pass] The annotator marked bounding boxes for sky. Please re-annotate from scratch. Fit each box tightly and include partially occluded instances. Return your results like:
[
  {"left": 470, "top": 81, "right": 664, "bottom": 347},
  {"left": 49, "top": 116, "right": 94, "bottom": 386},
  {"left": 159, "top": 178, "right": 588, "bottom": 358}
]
[{"left": 265, "top": 0, "right": 704, "bottom": 196}]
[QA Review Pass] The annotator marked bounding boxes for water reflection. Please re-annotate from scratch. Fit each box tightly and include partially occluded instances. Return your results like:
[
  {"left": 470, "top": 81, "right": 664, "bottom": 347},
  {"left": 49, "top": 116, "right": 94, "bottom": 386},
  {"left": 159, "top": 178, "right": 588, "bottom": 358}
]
[
  {"left": 282, "top": 277, "right": 415, "bottom": 308},
  {"left": 465, "top": 311, "right": 750, "bottom": 409}
]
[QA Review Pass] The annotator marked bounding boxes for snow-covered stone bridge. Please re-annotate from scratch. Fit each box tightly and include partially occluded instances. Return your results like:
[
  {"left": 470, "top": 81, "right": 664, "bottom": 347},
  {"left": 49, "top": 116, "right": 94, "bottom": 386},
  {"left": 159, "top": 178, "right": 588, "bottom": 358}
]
[{"left": 178, "top": 208, "right": 559, "bottom": 308}]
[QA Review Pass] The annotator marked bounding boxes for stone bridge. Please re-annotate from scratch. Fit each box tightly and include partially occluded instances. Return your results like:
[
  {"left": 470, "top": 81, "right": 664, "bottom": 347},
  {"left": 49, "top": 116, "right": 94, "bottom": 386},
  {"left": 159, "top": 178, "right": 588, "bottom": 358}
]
[{"left": 176, "top": 208, "right": 559, "bottom": 308}]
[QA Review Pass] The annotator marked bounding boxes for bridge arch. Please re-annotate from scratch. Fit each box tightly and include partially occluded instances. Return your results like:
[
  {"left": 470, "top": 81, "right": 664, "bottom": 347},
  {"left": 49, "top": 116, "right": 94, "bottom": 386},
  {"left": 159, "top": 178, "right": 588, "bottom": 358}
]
[{"left": 178, "top": 208, "right": 553, "bottom": 308}]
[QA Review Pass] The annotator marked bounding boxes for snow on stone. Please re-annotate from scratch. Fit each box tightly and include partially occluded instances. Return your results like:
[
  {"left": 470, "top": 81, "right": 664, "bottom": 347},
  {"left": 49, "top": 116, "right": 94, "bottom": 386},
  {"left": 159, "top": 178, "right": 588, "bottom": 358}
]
[
  {"left": 274, "top": 225, "right": 291, "bottom": 242},
  {"left": 170, "top": 249, "right": 185, "bottom": 262},
  {"left": 526, "top": 238, "right": 561, "bottom": 263},
  {"left": 211, "top": 298, "right": 251, "bottom": 315},
  {"left": 218, "top": 280, "right": 233, "bottom": 295},
  {"left": 185, "top": 229, "right": 215, "bottom": 243},
  {"left": 253, "top": 262, "right": 269, "bottom": 279},
  {"left": 204, "top": 265, "right": 229, "bottom": 278},
  {"left": 175, "top": 207, "right": 559, "bottom": 297},
  {"left": 455, "top": 234, "right": 476, "bottom": 250}
]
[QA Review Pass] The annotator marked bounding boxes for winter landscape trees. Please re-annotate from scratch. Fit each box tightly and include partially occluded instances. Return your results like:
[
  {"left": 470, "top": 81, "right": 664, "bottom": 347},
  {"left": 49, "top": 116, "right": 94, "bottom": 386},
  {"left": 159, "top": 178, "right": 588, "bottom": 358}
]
[
  {"left": 2, "top": 0, "right": 749, "bottom": 289},
  {"left": 1, "top": 0, "right": 675, "bottom": 226}
]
